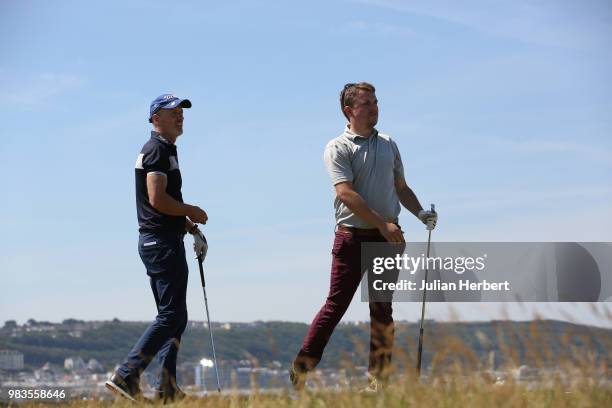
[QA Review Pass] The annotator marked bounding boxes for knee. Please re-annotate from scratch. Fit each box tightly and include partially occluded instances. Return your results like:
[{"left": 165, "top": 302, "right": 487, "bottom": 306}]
[
  {"left": 323, "top": 296, "right": 351, "bottom": 317},
  {"left": 156, "top": 308, "right": 187, "bottom": 328}
]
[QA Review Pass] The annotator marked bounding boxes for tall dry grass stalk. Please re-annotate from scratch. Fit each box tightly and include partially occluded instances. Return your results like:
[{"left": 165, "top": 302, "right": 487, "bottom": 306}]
[{"left": 13, "top": 304, "right": 611, "bottom": 407}]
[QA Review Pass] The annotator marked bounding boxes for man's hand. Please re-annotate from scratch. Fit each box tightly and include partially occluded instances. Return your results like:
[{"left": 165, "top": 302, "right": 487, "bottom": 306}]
[
  {"left": 189, "top": 206, "right": 208, "bottom": 224},
  {"left": 418, "top": 208, "right": 438, "bottom": 231},
  {"left": 192, "top": 229, "right": 208, "bottom": 259},
  {"left": 378, "top": 222, "right": 405, "bottom": 243}
]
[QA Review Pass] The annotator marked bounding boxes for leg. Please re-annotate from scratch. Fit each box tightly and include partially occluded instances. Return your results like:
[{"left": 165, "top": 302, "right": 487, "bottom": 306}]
[
  {"left": 156, "top": 247, "right": 189, "bottom": 394},
  {"left": 367, "top": 239, "right": 403, "bottom": 382},
  {"left": 368, "top": 302, "right": 394, "bottom": 381},
  {"left": 294, "top": 231, "right": 362, "bottom": 371},
  {"left": 156, "top": 309, "right": 188, "bottom": 397},
  {"left": 116, "top": 274, "right": 188, "bottom": 379},
  {"left": 116, "top": 234, "right": 188, "bottom": 381}
]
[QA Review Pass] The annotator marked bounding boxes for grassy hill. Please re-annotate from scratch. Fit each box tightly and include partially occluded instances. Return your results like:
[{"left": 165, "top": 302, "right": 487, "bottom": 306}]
[{"left": 1, "top": 319, "right": 610, "bottom": 372}]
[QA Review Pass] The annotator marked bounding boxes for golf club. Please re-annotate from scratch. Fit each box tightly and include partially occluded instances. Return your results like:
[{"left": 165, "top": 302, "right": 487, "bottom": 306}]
[
  {"left": 196, "top": 232, "right": 222, "bottom": 393},
  {"left": 416, "top": 204, "right": 435, "bottom": 377}
]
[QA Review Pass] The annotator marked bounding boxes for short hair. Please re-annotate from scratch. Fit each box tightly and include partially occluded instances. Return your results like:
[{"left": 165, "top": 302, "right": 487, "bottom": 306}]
[{"left": 339, "top": 82, "right": 376, "bottom": 119}]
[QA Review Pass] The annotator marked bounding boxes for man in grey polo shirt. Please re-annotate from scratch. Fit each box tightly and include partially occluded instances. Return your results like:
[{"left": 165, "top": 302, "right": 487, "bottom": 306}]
[{"left": 291, "top": 82, "right": 437, "bottom": 391}]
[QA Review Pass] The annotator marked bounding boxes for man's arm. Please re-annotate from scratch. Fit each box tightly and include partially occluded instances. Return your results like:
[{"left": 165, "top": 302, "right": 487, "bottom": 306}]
[
  {"left": 395, "top": 176, "right": 438, "bottom": 229},
  {"left": 394, "top": 176, "right": 424, "bottom": 217},
  {"left": 335, "top": 182, "right": 404, "bottom": 243},
  {"left": 146, "top": 173, "right": 208, "bottom": 224}
]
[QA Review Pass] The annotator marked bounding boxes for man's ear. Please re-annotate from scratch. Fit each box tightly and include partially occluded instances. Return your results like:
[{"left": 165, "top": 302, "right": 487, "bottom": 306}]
[{"left": 342, "top": 105, "right": 352, "bottom": 120}]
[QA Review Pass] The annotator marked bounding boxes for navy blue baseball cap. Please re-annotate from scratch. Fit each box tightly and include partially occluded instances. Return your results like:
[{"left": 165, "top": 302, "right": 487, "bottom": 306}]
[{"left": 149, "top": 94, "right": 192, "bottom": 122}]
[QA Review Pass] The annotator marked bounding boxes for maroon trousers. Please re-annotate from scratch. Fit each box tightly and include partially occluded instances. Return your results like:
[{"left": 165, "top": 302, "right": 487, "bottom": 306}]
[{"left": 294, "top": 228, "right": 402, "bottom": 379}]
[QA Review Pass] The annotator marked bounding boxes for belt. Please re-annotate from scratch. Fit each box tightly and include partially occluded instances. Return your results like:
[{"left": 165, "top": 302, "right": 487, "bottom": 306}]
[
  {"left": 336, "top": 225, "right": 382, "bottom": 236},
  {"left": 139, "top": 229, "right": 186, "bottom": 238}
]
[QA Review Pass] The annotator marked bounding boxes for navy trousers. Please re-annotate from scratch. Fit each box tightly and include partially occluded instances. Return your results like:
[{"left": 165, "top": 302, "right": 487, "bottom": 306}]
[{"left": 117, "top": 231, "right": 189, "bottom": 390}]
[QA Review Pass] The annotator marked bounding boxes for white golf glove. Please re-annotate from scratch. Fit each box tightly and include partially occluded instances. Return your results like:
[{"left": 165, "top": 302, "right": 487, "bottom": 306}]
[
  {"left": 418, "top": 208, "right": 438, "bottom": 231},
  {"left": 192, "top": 229, "right": 208, "bottom": 259}
]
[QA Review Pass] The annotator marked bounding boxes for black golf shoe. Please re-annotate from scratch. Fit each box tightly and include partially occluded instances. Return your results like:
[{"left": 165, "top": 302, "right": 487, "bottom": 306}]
[{"left": 105, "top": 372, "right": 143, "bottom": 402}]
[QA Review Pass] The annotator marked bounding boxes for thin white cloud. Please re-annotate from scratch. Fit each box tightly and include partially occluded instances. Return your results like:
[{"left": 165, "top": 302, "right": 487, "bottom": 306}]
[
  {"left": 437, "top": 205, "right": 612, "bottom": 242},
  {"left": 438, "top": 186, "right": 612, "bottom": 212},
  {"left": 423, "top": 187, "right": 612, "bottom": 241},
  {"left": 343, "top": 20, "right": 419, "bottom": 39},
  {"left": 1, "top": 72, "right": 86, "bottom": 110},
  {"left": 351, "top": 0, "right": 612, "bottom": 50},
  {"left": 507, "top": 140, "right": 612, "bottom": 163},
  {"left": 490, "top": 138, "right": 612, "bottom": 164}
]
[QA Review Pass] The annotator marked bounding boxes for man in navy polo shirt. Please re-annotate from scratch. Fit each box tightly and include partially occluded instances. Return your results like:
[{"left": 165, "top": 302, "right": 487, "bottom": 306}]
[{"left": 106, "top": 94, "right": 208, "bottom": 403}]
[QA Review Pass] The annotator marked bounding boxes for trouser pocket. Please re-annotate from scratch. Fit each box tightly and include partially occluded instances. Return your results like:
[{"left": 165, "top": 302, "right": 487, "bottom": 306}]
[{"left": 139, "top": 233, "right": 183, "bottom": 275}]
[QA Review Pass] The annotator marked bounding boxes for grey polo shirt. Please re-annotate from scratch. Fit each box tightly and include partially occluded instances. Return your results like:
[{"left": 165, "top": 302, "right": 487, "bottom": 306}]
[{"left": 323, "top": 126, "right": 405, "bottom": 228}]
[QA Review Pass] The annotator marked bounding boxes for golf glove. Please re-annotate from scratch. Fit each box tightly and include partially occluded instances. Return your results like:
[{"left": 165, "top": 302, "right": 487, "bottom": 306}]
[
  {"left": 192, "top": 229, "right": 208, "bottom": 259},
  {"left": 418, "top": 209, "right": 438, "bottom": 231}
]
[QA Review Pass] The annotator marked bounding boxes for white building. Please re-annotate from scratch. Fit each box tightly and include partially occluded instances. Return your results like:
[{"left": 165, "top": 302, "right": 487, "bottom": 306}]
[
  {"left": 87, "top": 358, "right": 105, "bottom": 373},
  {"left": 64, "top": 356, "right": 86, "bottom": 371},
  {"left": 0, "top": 350, "right": 24, "bottom": 370}
]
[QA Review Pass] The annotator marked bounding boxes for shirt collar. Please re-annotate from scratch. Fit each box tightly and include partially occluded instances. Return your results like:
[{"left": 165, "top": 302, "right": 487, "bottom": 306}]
[
  {"left": 343, "top": 125, "right": 377, "bottom": 141},
  {"left": 151, "top": 131, "right": 174, "bottom": 146}
]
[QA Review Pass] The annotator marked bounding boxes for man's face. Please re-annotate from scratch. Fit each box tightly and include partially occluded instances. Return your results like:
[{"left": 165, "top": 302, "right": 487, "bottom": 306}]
[
  {"left": 346, "top": 90, "right": 378, "bottom": 128},
  {"left": 153, "top": 107, "right": 184, "bottom": 138}
]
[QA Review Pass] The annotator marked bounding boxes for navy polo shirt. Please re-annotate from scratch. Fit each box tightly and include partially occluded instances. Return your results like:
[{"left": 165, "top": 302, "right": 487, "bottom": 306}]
[{"left": 135, "top": 131, "right": 186, "bottom": 233}]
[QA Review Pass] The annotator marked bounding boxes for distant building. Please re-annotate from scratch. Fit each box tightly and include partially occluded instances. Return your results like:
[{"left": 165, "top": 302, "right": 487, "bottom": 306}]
[
  {"left": 195, "top": 365, "right": 203, "bottom": 388},
  {"left": 195, "top": 360, "right": 216, "bottom": 389},
  {"left": 64, "top": 356, "right": 86, "bottom": 371},
  {"left": 512, "top": 365, "right": 538, "bottom": 381},
  {"left": 68, "top": 330, "right": 83, "bottom": 338},
  {"left": 87, "top": 358, "right": 105, "bottom": 373},
  {"left": 35, "top": 362, "right": 61, "bottom": 382},
  {"left": 0, "top": 350, "right": 24, "bottom": 370}
]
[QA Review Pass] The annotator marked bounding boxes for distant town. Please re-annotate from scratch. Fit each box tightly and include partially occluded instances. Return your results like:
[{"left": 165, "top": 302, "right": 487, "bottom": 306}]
[
  {"left": 1, "top": 318, "right": 610, "bottom": 401},
  {"left": 0, "top": 319, "right": 295, "bottom": 400}
]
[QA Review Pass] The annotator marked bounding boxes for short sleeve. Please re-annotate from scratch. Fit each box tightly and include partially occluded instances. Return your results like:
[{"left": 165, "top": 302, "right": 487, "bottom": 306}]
[
  {"left": 142, "top": 145, "right": 170, "bottom": 175},
  {"left": 390, "top": 139, "right": 405, "bottom": 180},
  {"left": 323, "top": 140, "right": 353, "bottom": 185}
]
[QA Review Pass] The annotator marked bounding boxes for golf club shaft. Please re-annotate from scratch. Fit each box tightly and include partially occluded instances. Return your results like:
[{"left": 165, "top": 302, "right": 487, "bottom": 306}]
[
  {"left": 198, "top": 257, "right": 222, "bottom": 393},
  {"left": 416, "top": 228, "right": 433, "bottom": 376}
]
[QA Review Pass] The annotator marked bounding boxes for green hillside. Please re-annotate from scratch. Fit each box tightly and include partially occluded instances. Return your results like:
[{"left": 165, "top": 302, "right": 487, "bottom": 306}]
[{"left": 1, "top": 319, "right": 609, "bottom": 372}]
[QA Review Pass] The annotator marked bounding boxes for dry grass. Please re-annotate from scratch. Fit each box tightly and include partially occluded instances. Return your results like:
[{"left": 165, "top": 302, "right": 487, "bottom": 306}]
[
  {"left": 14, "top": 376, "right": 611, "bottom": 408},
  {"left": 12, "top": 358, "right": 611, "bottom": 407},
  {"left": 10, "top": 305, "right": 612, "bottom": 407}
]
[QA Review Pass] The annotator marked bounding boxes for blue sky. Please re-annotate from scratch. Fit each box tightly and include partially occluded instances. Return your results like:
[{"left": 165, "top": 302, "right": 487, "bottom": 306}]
[{"left": 1, "top": 0, "right": 611, "bottom": 327}]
